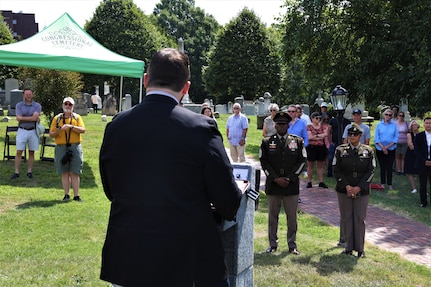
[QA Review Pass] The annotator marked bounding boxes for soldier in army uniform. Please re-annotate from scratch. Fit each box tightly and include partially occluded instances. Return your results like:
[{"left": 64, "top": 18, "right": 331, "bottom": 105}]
[
  {"left": 333, "top": 123, "right": 376, "bottom": 258},
  {"left": 260, "top": 111, "right": 307, "bottom": 254}
]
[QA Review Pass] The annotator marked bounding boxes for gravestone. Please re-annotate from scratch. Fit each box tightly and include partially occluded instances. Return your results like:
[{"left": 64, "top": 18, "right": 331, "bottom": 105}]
[
  {"left": 102, "top": 94, "right": 117, "bottom": 116},
  {"left": 122, "top": 94, "right": 132, "bottom": 111},
  {"left": 73, "top": 98, "right": 88, "bottom": 116},
  {"left": 7, "top": 89, "right": 23, "bottom": 116},
  {"left": 215, "top": 104, "right": 227, "bottom": 114},
  {"left": 5, "top": 78, "right": 19, "bottom": 104}
]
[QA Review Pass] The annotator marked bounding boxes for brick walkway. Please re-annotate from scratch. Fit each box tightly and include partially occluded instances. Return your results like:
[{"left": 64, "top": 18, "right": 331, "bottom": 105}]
[{"left": 240, "top": 154, "right": 431, "bottom": 269}]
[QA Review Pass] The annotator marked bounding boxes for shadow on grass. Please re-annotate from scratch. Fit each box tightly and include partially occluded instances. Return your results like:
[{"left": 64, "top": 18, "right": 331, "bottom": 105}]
[
  {"left": 312, "top": 253, "right": 358, "bottom": 275},
  {"left": 1, "top": 161, "right": 98, "bottom": 189},
  {"left": 254, "top": 251, "right": 289, "bottom": 266},
  {"left": 16, "top": 199, "right": 63, "bottom": 209}
]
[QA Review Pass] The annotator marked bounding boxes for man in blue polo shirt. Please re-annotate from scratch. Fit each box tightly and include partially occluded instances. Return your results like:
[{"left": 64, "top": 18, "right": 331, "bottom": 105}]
[{"left": 11, "top": 88, "right": 42, "bottom": 179}]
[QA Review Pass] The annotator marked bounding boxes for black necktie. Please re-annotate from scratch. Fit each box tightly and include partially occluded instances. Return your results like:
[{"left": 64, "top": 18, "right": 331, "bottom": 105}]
[{"left": 280, "top": 137, "right": 286, "bottom": 145}]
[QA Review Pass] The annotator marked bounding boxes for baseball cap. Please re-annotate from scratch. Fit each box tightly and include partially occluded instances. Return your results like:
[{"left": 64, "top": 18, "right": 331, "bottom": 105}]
[
  {"left": 320, "top": 102, "right": 328, "bottom": 107},
  {"left": 63, "top": 97, "right": 75, "bottom": 105},
  {"left": 352, "top": 109, "right": 362, "bottom": 115}
]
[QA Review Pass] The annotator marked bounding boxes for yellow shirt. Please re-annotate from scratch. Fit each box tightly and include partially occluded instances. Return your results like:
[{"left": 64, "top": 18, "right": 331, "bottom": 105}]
[{"left": 50, "top": 113, "right": 85, "bottom": 145}]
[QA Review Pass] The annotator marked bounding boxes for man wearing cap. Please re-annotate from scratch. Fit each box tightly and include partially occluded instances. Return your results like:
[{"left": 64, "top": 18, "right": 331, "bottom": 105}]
[
  {"left": 333, "top": 123, "right": 375, "bottom": 258},
  {"left": 320, "top": 102, "right": 328, "bottom": 114},
  {"left": 260, "top": 111, "right": 306, "bottom": 254},
  {"left": 342, "top": 109, "right": 371, "bottom": 145},
  {"left": 50, "top": 97, "right": 86, "bottom": 202},
  {"left": 11, "top": 88, "right": 42, "bottom": 180}
]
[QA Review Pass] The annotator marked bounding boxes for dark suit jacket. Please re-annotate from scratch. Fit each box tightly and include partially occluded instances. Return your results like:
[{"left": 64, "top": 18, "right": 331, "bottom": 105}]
[
  {"left": 99, "top": 94, "right": 242, "bottom": 287},
  {"left": 414, "top": 131, "right": 430, "bottom": 172}
]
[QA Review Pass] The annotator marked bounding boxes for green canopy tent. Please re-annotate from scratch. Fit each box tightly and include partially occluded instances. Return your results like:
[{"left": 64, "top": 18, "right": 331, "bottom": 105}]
[{"left": 0, "top": 13, "right": 145, "bottom": 108}]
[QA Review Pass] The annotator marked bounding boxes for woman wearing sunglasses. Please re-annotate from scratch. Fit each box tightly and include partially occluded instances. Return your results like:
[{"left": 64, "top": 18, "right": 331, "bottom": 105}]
[
  {"left": 306, "top": 112, "right": 329, "bottom": 188},
  {"left": 333, "top": 123, "right": 376, "bottom": 258},
  {"left": 374, "top": 109, "right": 399, "bottom": 190},
  {"left": 263, "top": 103, "right": 279, "bottom": 137}
]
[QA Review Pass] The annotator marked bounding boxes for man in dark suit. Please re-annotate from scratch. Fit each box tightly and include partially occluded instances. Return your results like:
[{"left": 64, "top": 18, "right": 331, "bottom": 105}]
[
  {"left": 99, "top": 48, "right": 242, "bottom": 287},
  {"left": 260, "top": 112, "right": 307, "bottom": 254},
  {"left": 414, "top": 114, "right": 431, "bottom": 208}
]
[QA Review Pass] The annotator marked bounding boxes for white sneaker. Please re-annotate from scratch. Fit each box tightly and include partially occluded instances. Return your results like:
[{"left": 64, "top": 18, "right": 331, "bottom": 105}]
[{"left": 411, "top": 189, "right": 417, "bottom": 193}]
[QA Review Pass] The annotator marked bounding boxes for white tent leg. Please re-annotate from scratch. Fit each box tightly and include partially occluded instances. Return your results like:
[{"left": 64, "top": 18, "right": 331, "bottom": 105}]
[
  {"left": 139, "top": 77, "right": 143, "bottom": 103},
  {"left": 119, "top": 76, "right": 123, "bottom": 112}
]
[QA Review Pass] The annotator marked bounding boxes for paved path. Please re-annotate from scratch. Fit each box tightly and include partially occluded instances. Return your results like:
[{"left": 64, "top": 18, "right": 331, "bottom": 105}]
[{"left": 235, "top": 152, "right": 431, "bottom": 269}]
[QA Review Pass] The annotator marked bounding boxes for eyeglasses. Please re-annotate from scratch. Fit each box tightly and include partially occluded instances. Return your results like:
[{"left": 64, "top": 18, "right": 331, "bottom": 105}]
[
  {"left": 384, "top": 114, "right": 392, "bottom": 116},
  {"left": 276, "top": 122, "right": 288, "bottom": 126},
  {"left": 287, "top": 110, "right": 296, "bottom": 113},
  {"left": 270, "top": 109, "right": 278, "bottom": 112},
  {"left": 313, "top": 117, "right": 321, "bottom": 120},
  {"left": 348, "top": 132, "right": 360, "bottom": 137},
  {"left": 399, "top": 114, "right": 405, "bottom": 117},
  {"left": 64, "top": 102, "right": 73, "bottom": 106}
]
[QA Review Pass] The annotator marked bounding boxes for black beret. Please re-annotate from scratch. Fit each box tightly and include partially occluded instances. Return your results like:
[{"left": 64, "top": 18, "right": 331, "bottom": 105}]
[{"left": 273, "top": 111, "right": 292, "bottom": 124}]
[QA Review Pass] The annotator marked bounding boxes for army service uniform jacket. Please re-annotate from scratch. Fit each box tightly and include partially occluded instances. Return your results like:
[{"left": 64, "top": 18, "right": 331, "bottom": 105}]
[
  {"left": 333, "top": 143, "right": 376, "bottom": 195},
  {"left": 260, "top": 134, "right": 306, "bottom": 196}
]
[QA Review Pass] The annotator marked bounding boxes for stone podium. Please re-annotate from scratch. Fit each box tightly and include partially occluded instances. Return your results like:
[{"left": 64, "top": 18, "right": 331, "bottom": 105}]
[{"left": 221, "top": 163, "right": 258, "bottom": 287}]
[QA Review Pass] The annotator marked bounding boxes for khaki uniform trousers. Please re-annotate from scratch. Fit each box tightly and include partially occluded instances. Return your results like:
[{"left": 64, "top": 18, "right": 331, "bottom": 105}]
[
  {"left": 337, "top": 193, "right": 369, "bottom": 252},
  {"left": 267, "top": 194, "right": 298, "bottom": 249}
]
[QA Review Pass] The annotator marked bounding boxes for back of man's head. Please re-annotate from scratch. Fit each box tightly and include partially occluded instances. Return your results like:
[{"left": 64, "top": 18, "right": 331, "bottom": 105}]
[{"left": 146, "top": 48, "right": 190, "bottom": 92}]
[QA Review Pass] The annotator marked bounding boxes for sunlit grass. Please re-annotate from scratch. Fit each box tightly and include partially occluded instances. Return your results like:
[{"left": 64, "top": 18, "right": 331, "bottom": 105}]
[{"left": 0, "top": 112, "right": 430, "bottom": 286}]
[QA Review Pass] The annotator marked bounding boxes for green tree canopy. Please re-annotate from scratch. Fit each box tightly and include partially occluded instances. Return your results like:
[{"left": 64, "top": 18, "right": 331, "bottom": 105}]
[
  {"left": 204, "top": 8, "right": 281, "bottom": 103},
  {"left": 152, "top": 0, "right": 221, "bottom": 103},
  {"left": 280, "top": 0, "right": 431, "bottom": 116},
  {"left": 84, "top": 0, "right": 172, "bottom": 104}
]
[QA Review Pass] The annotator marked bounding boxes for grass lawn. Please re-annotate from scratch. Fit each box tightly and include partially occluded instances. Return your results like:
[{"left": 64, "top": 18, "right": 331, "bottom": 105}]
[{"left": 0, "top": 111, "right": 430, "bottom": 286}]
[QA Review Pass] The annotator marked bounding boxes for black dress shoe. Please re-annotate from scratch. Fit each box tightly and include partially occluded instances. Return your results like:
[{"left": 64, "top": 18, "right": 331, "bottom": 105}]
[
  {"left": 341, "top": 250, "right": 353, "bottom": 255},
  {"left": 318, "top": 182, "right": 328, "bottom": 188},
  {"left": 265, "top": 246, "right": 277, "bottom": 253},
  {"left": 288, "top": 248, "right": 300, "bottom": 255},
  {"left": 358, "top": 251, "right": 366, "bottom": 258},
  {"left": 420, "top": 204, "right": 427, "bottom": 208}
]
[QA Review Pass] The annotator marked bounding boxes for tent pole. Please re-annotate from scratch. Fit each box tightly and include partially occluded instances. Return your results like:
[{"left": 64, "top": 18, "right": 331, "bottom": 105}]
[
  {"left": 119, "top": 76, "right": 123, "bottom": 113},
  {"left": 139, "top": 77, "right": 143, "bottom": 103}
]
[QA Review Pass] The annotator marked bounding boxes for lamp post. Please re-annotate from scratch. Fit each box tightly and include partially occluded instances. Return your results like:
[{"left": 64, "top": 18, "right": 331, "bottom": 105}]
[{"left": 330, "top": 85, "right": 348, "bottom": 146}]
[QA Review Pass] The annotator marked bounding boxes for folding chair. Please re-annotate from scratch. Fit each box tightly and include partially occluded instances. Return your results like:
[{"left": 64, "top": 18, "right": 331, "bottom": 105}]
[
  {"left": 40, "top": 128, "right": 55, "bottom": 162},
  {"left": 3, "top": 126, "right": 26, "bottom": 161}
]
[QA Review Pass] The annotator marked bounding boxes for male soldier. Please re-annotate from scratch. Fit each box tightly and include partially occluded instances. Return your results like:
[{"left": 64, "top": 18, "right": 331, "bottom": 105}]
[{"left": 260, "top": 111, "right": 307, "bottom": 254}]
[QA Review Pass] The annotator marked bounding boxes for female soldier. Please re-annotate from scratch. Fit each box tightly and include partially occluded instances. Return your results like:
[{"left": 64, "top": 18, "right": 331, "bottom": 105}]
[{"left": 333, "top": 123, "right": 376, "bottom": 258}]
